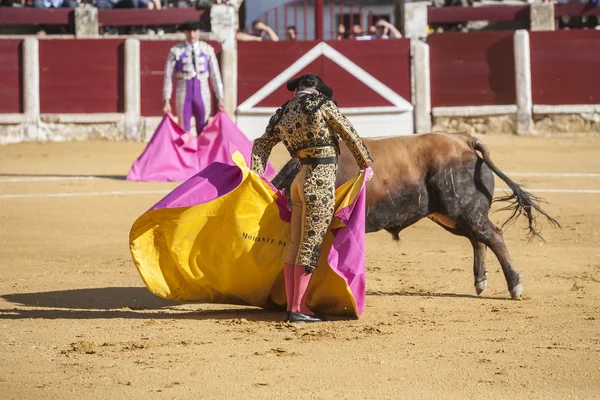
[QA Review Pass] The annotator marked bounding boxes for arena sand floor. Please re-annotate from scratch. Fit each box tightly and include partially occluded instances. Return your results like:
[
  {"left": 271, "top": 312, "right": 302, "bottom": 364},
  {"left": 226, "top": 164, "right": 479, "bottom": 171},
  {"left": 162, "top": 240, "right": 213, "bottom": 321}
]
[{"left": 0, "top": 133, "right": 599, "bottom": 399}]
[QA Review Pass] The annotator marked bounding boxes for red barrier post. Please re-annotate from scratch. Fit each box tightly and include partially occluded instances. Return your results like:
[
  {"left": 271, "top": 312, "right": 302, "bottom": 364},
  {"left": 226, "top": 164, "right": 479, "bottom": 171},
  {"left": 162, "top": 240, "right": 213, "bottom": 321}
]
[
  {"left": 275, "top": 7, "right": 279, "bottom": 38},
  {"left": 315, "top": 0, "right": 324, "bottom": 41},
  {"left": 303, "top": 0, "right": 308, "bottom": 39},
  {"left": 330, "top": 0, "right": 334, "bottom": 39},
  {"left": 359, "top": 5, "right": 363, "bottom": 29},
  {"left": 284, "top": 4, "right": 288, "bottom": 34},
  {"left": 294, "top": 1, "right": 299, "bottom": 38}
]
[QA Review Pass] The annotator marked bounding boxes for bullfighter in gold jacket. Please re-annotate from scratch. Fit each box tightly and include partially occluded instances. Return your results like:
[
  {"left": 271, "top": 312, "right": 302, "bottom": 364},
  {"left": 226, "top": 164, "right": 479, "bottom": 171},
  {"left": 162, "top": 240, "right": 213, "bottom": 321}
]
[{"left": 251, "top": 73, "right": 372, "bottom": 323}]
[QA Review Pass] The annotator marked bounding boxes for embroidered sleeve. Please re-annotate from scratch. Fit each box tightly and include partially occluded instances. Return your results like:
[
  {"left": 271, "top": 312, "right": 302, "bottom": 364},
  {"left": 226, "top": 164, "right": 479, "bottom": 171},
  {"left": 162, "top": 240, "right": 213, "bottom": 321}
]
[
  {"left": 207, "top": 45, "right": 224, "bottom": 100},
  {"left": 322, "top": 101, "right": 372, "bottom": 169},
  {"left": 163, "top": 48, "right": 176, "bottom": 101},
  {"left": 251, "top": 112, "right": 282, "bottom": 174}
]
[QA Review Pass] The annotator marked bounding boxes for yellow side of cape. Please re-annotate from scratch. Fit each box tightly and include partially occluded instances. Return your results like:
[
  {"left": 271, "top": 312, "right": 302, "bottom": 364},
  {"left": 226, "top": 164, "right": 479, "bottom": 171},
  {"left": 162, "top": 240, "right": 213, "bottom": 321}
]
[{"left": 129, "top": 154, "right": 365, "bottom": 316}]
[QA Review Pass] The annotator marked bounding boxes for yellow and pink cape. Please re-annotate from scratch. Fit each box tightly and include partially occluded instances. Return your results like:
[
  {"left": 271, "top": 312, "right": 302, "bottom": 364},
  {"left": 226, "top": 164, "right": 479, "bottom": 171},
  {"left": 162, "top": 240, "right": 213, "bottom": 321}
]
[{"left": 129, "top": 152, "right": 370, "bottom": 317}]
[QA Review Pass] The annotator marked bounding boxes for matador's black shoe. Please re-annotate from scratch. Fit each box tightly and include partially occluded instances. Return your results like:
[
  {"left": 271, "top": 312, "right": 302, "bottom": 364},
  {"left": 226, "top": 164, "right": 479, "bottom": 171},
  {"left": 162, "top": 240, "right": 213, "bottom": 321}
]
[
  {"left": 288, "top": 312, "right": 325, "bottom": 323},
  {"left": 283, "top": 311, "right": 291, "bottom": 322}
]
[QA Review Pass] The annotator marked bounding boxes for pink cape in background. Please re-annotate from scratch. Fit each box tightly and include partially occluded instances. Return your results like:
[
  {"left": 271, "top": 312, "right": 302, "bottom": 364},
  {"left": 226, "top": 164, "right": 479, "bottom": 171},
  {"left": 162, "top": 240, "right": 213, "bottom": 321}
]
[{"left": 126, "top": 111, "right": 277, "bottom": 182}]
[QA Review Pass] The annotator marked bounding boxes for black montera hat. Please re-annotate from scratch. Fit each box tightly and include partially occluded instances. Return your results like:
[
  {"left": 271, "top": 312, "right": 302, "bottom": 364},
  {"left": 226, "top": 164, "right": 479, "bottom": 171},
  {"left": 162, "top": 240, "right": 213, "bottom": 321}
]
[
  {"left": 178, "top": 20, "right": 203, "bottom": 32},
  {"left": 286, "top": 73, "right": 334, "bottom": 98}
]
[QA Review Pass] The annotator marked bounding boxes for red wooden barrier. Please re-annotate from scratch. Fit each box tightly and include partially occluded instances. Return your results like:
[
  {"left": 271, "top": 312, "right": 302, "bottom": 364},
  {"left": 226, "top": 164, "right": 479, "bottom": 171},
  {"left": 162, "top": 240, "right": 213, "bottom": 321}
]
[
  {"left": 39, "top": 39, "right": 125, "bottom": 113},
  {"left": 530, "top": 30, "right": 600, "bottom": 105},
  {"left": 320, "top": 39, "right": 411, "bottom": 107},
  {"left": 0, "top": 40, "right": 22, "bottom": 114},
  {"left": 238, "top": 41, "right": 315, "bottom": 106},
  {"left": 0, "top": 8, "right": 72, "bottom": 25},
  {"left": 140, "top": 40, "right": 222, "bottom": 116},
  {"left": 98, "top": 9, "right": 206, "bottom": 27},
  {"left": 428, "top": 31, "right": 516, "bottom": 107},
  {"left": 0, "top": 8, "right": 206, "bottom": 29},
  {"left": 428, "top": 5, "right": 529, "bottom": 24}
]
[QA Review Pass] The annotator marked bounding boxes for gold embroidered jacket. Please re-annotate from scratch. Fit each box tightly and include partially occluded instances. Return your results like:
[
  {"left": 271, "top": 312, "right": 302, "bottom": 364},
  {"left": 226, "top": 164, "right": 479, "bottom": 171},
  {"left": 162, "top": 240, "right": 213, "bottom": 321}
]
[{"left": 251, "top": 93, "right": 373, "bottom": 174}]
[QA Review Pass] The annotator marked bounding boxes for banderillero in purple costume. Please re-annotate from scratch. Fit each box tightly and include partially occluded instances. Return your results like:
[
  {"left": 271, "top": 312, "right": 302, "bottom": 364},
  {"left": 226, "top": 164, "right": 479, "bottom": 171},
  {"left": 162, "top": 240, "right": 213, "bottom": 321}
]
[{"left": 163, "top": 40, "right": 224, "bottom": 134}]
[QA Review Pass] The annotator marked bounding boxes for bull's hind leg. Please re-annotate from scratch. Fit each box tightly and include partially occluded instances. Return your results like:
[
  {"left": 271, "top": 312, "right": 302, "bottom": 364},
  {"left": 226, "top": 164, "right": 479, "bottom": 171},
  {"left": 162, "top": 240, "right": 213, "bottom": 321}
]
[
  {"left": 470, "top": 239, "right": 489, "bottom": 295},
  {"left": 431, "top": 220, "right": 489, "bottom": 295},
  {"left": 469, "top": 218, "right": 523, "bottom": 299},
  {"left": 431, "top": 161, "right": 521, "bottom": 298}
]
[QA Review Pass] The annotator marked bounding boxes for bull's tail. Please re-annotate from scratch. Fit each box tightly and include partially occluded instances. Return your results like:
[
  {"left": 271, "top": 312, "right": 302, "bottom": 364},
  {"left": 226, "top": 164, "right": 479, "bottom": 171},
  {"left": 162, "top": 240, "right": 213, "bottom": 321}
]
[
  {"left": 271, "top": 158, "right": 300, "bottom": 191},
  {"left": 473, "top": 138, "right": 561, "bottom": 241}
]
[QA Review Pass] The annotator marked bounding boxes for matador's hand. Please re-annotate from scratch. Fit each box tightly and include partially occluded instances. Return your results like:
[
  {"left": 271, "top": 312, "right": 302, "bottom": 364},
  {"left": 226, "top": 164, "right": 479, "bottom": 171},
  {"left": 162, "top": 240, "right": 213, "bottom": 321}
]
[{"left": 163, "top": 100, "right": 172, "bottom": 116}]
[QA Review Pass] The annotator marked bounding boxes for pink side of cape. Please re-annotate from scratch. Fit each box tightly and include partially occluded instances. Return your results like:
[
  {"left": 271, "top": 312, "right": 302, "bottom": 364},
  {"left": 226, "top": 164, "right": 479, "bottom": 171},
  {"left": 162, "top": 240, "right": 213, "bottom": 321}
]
[{"left": 126, "top": 112, "right": 277, "bottom": 182}]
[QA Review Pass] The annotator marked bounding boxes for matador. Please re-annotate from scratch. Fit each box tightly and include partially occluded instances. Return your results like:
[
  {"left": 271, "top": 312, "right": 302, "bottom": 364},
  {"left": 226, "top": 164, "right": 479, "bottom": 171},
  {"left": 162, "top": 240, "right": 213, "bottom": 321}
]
[
  {"left": 251, "top": 73, "right": 373, "bottom": 324},
  {"left": 163, "top": 20, "right": 224, "bottom": 134}
]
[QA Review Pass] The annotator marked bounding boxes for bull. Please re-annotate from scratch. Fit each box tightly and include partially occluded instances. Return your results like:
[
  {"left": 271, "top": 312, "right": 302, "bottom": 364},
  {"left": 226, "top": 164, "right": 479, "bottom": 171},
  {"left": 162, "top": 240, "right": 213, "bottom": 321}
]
[{"left": 272, "top": 132, "right": 560, "bottom": 299}]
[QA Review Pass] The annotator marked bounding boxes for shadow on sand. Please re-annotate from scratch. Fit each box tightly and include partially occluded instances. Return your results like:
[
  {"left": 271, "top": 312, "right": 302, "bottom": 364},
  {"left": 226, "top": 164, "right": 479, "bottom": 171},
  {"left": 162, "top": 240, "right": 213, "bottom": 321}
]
[
  {"left": 0, "top": 286, "right": 509, "bottom": 322},
  {"left": 0, "top": 287, "right": 282, "bottom": 322}
]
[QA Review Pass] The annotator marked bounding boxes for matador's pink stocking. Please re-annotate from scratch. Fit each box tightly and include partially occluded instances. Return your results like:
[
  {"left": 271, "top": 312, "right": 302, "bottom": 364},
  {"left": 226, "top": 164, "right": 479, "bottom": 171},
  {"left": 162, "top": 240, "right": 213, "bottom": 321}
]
[
  {"left": 284, "top": 263, "right": 295, "bottom": 312},
  {"left": 292, "top": 265, "right": 315, "bottom": 315}
]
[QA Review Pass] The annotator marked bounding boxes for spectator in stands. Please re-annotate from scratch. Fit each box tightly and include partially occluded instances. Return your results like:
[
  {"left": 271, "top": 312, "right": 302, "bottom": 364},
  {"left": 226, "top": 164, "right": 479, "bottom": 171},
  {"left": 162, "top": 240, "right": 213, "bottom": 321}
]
[
  {"left": 33, "top": 0, "right": 77, "bottom": 8},
  {"left": 163, "top": 20, "right": 225, "bottom": 134},
  {"left": 236, "top": 19, "right": 279, "bottom": 41},
  {"left": 336, "top": 23, "right": 345, "bottom": 40},
  {"left": 115, "top": 0, "right": 161, "bottom": 10},
  {"left": 347, "top": 24, "right": 363, "bottom": 39},
  {"left": 373, "top": 19, "right": 402, "bottom": 39},
  {"left": 367, "top": 25, "right": 377, "bottom": 37},
  {"left": 286, "top": 25, "right": 297, "bottom": 40},
  {"left": 250, "top": 19, "right": 279, "bottom": 41},
  {"left": 95, "top": 0, "right": 116, "bottom": 9}
]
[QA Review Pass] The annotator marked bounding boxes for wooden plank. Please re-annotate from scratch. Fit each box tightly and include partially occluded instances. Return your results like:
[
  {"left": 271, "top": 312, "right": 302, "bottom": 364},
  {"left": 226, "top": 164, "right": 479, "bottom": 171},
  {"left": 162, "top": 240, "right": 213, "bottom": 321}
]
[
  {"left": 0, "top": 40, "right": 22, "bottom": 114},
  {"left": 428, "top": 5, "right": 529, "bottom": 24},
  {"left": 555, "top": 3, "right": 600, "bottom": 17},
  {"left": 530, "top": 30, "right": 600, "bottom": 105},
  {"left": 98, "top": 9, "right": 205, "bottom": 27},
  {"left": 39, "top": 39, "right": 125, "bottom": 113},
  {"left": 428, "top": 31, "right": 516, "bottom": 107},
  {"left": 0, "top": 8, "right": 72, "bottom": 25}
]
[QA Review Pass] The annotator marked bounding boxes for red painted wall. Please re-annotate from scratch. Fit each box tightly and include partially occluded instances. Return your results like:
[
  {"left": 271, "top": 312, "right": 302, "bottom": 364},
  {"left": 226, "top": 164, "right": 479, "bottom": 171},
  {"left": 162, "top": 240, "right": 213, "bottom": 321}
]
[
  {"left": 237, "top": 39, "right": 412, "bottom": 108},
  {"left": 39, "top": 40, "right": 125, "bottom": 113},
  {"left": 140, "top": 40, "right": 222, "bottom": 116},
  {"left": 531, "top": 30, "right": 600, "bottom": 105},
  {"left": 429, "top": 31, "right": 516, "bottom": 107},
  {"left": 0, "top": 40, "right": 22, "bottom": 113},
  {"left": 238, "top": 41, "right": 314, "bottom": 106}
]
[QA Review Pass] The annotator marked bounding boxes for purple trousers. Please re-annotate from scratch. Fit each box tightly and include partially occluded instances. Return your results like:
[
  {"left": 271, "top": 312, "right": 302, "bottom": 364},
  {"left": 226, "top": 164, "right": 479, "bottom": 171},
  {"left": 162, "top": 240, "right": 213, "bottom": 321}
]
[{"left": 177, "top": 79, "right": 206, "bottom": 134}]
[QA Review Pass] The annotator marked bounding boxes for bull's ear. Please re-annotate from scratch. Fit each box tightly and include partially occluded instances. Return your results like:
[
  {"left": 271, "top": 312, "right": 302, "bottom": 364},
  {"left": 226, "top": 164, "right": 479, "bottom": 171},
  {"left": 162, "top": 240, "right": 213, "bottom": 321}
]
[{"left": 286, "top": 78, "right": 300, "bottom": 92}]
